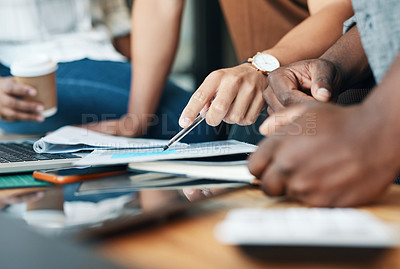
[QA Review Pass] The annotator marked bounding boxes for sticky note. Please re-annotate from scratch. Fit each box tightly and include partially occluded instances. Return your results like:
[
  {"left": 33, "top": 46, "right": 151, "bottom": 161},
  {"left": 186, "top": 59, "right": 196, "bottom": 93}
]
[{"left": 111, "top": 149, "right": 177, "bottom": 159}]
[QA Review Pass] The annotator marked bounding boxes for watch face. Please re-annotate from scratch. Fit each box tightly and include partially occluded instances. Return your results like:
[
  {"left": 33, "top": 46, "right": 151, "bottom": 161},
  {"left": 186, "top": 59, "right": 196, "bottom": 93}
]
[{"left": 253, "top": 53, "right": 280, "bottom": 72}]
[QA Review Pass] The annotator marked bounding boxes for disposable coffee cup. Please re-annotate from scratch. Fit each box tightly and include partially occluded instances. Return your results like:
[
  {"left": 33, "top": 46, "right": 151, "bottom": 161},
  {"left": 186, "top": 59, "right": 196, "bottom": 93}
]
[{"left": 11, "top": 54, "right": 58, "bottom": 118}]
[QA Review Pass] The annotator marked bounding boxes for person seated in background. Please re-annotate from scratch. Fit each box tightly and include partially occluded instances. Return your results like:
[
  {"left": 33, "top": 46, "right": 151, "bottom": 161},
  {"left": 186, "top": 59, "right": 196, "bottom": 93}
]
[
  {"left": 248, "top": 0, "right": 400, "bottom": 207},
  {"left": 133, "top": 0, "right": 353, "bottom": 144},
  {"left": 0, "top": 0, "right": 217, "bottom": 143}
]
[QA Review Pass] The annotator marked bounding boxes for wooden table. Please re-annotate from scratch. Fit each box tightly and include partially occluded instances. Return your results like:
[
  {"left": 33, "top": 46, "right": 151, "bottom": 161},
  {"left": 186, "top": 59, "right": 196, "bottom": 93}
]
[{"left": 96, "top": 185, "right": 400, "bottom": 269}]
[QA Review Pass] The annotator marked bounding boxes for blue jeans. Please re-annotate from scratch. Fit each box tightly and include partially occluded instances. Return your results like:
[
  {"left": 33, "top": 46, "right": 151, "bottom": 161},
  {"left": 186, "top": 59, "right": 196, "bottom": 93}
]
[{"left": 0, "top": 59, "right": 219, "bottom": 143}]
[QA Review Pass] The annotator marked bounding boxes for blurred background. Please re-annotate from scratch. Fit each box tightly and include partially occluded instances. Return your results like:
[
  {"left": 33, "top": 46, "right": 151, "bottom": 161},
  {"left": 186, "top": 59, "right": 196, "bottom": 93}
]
[{"left": 127, "top": 0, "right": 237, "bottom": 92}]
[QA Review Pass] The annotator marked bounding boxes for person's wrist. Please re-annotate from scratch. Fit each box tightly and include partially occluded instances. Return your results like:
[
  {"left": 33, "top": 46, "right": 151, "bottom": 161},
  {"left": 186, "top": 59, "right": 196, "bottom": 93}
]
[
  {"left": 262, "top": 50, "right": 282, "bottom": 64},
  {"left": 247, "top": 52, "right": 280, "bottom": 76},
  {"left": 117, "top": 113, "right": 153, "bottom": 137},
  {"left": 239, "top": 62, "right": 270, "bottom": 87}
]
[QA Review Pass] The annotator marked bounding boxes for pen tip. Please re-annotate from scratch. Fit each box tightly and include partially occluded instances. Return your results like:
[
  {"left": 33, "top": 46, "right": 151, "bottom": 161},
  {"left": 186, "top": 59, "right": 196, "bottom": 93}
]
[{"left": 162, "top": 145, "right": 169, "bottom": 151}]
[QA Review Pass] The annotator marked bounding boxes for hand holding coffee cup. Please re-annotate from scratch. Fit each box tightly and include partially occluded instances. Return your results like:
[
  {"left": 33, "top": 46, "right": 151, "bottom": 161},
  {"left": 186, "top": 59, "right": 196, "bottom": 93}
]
[
  {"left": 2, "top": 55, "right": 58, "bottom": 122},
  {"left": 0, "top": 76, "right": 45, "bottom": 122}
]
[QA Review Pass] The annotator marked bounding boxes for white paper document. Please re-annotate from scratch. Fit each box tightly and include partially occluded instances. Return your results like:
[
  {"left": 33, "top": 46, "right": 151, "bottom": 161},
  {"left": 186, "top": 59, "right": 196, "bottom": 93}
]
[
  {"left": 128, "top": 161, "right": 255, "bottom": 182},
  {"left": 74, "top": 140, "right": 257, "bottom": 166},
  {"left": 33, "top": 126, "right": 180, "bottom": 153}
]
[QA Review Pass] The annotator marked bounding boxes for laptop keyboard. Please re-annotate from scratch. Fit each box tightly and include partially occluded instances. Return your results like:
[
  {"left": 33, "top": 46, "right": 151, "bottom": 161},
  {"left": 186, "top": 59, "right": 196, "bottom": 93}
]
[{"left": 0, "top": 142, "right": 80, "bottom": 163}]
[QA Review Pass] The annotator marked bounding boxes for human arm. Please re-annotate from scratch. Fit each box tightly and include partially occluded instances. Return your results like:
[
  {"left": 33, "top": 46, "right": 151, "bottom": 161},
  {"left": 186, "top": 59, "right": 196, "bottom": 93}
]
[
  {"left": 85, "top": 0, "right": 184, "bottom": 136},
  {"left": 248, "top": 24, "right": 400, "bottom": 207},
  {"left": 263, "top": 25, "right": 371, "bottom": 119},
  {"left": 265, "top": 0, "right": 354, "bottom": 66},
  {"left": 113, "top": 34, "right": 131, "bottom": 60},
  {"left": 248, "top": 53, "right": 400, "bottom": 207},
  {"left": 126, "top": 0, "right": 184, "bottom": 136},
  {"left": 179, "top": 0, "right": 354, "bottom": 128}
]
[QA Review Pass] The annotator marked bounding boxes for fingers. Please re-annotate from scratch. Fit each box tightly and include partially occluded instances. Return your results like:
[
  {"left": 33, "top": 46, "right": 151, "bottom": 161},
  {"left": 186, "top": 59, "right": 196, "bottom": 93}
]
[
  {"left": 180, "top": 65, "right": 268, "bottom": 128},
  {"left": 0, "top": 77, "right": 43, "bottom": 122},
  {"left": 263, "top": 60, "right": 338, "bottom": 108},
  {"left": 269, "top": 70, "right": 314, "bottom": 106},
  {"left": 311, "top": 87, "right": 331, "bottom": 102},
  {"left": 0, "top": 77, "right": 36, "bottom": 98},
  {"left": 263, "top": 86, "right": 285, "bottom": 114},
  {"left": 1, "top": 94, "right": 44, "bottom": 113},
  {"left": 179, "top": 72, "right": 219, "bottom": 128},
  {"left": 259, "top": 104, "right": 308, "bottom": 136},
  {"left": 1, "top": 107, "right": 44, "bottom": 122},
  {"left": 259, "top": 163, "right": 287, "bottom": 196},
  {"left": 0, "top": 95, "right": 44, "bottom": 122},
  {"left": 249, "top": 136, "right": 302, "bottom": 198},
  {"left": 241, "top": 93, "right": 265, "bottom": 125},
  {"left": 206, "top": 80, "right": 238, "bottom": 126},
  {"left": 309, "top": 61, "right": 336, "bottom": 102},
  {"left": 183, "top": 188, "right": 213, "bottom": 202},
  {"left": 3, "top": 82, "right": 36, "bottom": 97},
  {"left": 248, "top": 137, "right": 279, "bottom": 179},
  {"left": 224, "top": 83, "right": 266, "bottom": 126},
  {"left": 223, "top": 84, "right": 254, "bottom": 125}
]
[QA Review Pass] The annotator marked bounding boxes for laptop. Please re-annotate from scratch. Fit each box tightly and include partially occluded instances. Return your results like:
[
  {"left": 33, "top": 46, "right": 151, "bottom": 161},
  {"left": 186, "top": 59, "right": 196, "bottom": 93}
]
[{"left": 0, "top": 140, "right": 82, "bottom": 174}]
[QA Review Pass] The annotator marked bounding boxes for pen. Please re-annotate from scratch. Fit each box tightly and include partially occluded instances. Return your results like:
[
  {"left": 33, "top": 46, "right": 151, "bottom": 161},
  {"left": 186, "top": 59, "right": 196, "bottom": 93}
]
[{"left": 162, "top": 113, "right": 206, "bottom": 151}]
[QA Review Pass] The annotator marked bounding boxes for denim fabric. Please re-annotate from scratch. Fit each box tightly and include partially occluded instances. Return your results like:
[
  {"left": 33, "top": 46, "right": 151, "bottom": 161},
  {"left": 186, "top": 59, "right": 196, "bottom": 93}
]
[{"left": 0, "top": 59, "right": 219, "bottom": 143}]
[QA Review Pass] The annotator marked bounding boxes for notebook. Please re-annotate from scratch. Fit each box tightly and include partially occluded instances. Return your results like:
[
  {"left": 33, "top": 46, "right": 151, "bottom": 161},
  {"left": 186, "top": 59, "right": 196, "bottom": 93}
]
[
  {"left": 0, "top": 141, "right": 82, "bottom": 174},
  {"left": 127, "top": 153, "right": 257, "bottom": 183}
]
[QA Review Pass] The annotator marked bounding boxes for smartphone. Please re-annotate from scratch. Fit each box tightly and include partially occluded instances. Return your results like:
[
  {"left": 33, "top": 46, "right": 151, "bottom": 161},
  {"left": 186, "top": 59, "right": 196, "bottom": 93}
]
[{"left": 33, "top": 165, "right": 128, "bottom": 184}]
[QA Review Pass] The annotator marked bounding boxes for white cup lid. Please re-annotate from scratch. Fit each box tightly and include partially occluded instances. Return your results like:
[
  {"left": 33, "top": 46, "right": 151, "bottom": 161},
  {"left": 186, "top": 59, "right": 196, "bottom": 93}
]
[{"left": 11, "top": 54, "right": 58, "bottom": 77}]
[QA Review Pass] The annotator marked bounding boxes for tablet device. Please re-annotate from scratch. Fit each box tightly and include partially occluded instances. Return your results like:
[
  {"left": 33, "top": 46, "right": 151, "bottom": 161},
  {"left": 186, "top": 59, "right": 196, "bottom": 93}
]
[{"left": 7, "top": 172, "right": 247, "bottom": 240}]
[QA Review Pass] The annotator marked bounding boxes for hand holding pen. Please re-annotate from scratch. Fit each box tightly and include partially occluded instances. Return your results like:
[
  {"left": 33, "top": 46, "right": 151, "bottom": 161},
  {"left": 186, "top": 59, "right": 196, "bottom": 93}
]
[{"left": 178, "top": 64, "right": 267, "bottom": 129}]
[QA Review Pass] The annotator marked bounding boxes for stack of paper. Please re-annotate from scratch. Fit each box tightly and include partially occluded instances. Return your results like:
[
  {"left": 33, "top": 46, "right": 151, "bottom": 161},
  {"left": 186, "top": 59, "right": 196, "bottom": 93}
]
[
  {"left": 33, "top": 126, "right": 176, "bottom": 153},
  {"left": 34, "top": 126, "right": 258, "bottom": 185},
  {"left": 75, "top": 140, "right": 257, "bottom": 166}
]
